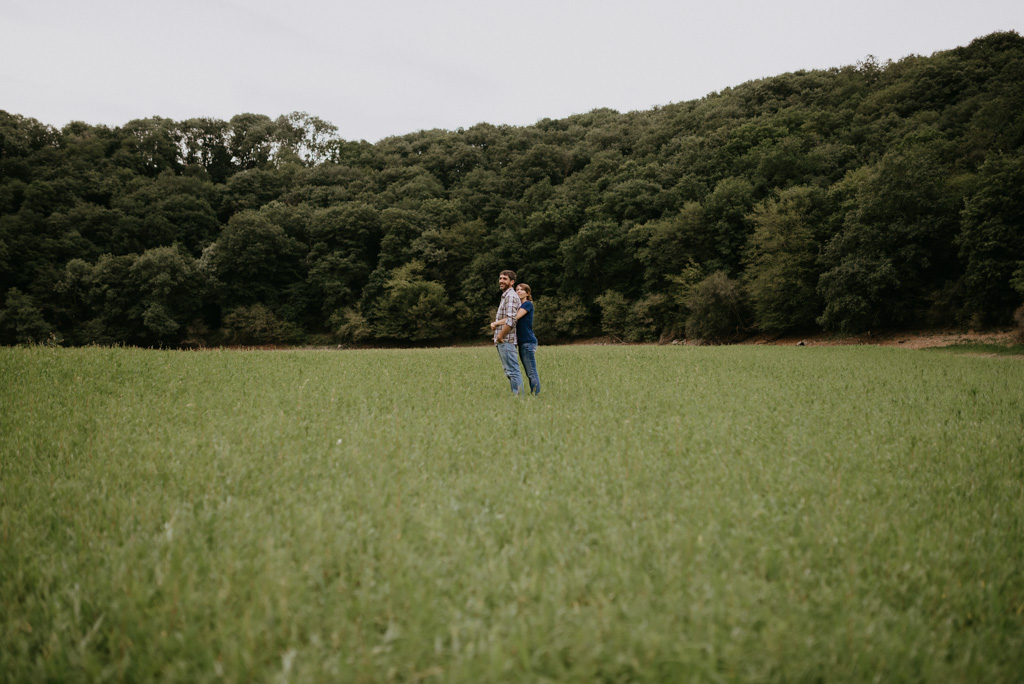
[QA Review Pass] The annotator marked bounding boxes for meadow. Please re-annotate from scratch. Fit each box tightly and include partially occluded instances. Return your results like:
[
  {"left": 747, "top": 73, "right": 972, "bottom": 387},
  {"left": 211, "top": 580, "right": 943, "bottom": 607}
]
[{"left": 1, "top": 344, "right": 1022, "bottom": 682}]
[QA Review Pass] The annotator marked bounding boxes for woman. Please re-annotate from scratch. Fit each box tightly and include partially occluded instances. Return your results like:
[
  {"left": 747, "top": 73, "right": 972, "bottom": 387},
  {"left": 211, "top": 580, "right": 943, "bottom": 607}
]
[{"left": 514, "top": 284, "right": 540, "bottom": 395}]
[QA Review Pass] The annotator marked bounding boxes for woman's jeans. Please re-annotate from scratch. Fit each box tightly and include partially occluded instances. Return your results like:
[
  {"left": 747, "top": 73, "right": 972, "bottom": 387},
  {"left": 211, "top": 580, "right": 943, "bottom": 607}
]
[
  {"left": 518, "top": 342, "right": 540, "bottom": 395},
  {"left": 496, "top": 343, "right": 522, "bottom": 395}
]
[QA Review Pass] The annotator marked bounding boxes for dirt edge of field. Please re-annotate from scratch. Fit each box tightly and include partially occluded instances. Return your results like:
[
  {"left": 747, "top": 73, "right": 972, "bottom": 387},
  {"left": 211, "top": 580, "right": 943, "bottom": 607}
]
[
  {"left": 741, "top": 328, "right": 1020, "bottom": 350},
  {"left": 569, "top": 328, "right": 1022, "bottom": 351},
  {"left": 222, "top": 328, "right": 1023, "bottom": 352}
]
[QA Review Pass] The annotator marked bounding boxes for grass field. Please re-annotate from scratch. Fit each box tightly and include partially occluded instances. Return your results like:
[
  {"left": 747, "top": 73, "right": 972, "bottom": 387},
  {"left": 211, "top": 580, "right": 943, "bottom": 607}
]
[{"left": 1, "top": 344, "right": 1023, "bottom": 682}]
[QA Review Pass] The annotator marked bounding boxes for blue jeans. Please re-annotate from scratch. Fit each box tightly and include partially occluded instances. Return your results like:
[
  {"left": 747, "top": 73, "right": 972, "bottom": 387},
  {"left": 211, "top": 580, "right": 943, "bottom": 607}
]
[
  {"left": 496, "top": 343, "right": 522, "bottom": 395},
  {"left": 518, "top": 342, "right": 540, "bottom": 395}
]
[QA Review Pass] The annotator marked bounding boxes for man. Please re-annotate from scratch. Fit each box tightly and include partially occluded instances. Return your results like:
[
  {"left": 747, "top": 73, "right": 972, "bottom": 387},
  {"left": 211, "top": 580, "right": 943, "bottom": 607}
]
[{"left": 490, "top": 269, "right": 523, "bottom": 395}]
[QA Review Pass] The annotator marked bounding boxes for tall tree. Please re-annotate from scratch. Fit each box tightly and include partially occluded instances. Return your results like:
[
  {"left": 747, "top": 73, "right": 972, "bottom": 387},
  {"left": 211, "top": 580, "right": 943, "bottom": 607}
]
[
  {"left": 743, "top": 186, "right": 825, "bottom": 332},
  {"left": 228, "top": 113, "right": 277, "bottom": 169},
  {"left": 956, "top": 153, "right": 1024, "bottom": 323},
  {"left": 112, "top": 117, "right": 181, "bottom": 177},
  {"left": 818, "top": 136, "right": 961, "bottom": 331},
  {"left": 207, "top": 210, "right": 304, "bottom": 310},
  {"left": 176, "top": 117, "right": 234, "bottom": 182}
]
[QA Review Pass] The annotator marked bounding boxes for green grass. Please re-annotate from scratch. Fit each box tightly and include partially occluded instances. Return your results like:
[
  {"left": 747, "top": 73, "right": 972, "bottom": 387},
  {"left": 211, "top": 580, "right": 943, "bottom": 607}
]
[{"left": 2, "top": 345, "right": 1023, "bottom": 682}]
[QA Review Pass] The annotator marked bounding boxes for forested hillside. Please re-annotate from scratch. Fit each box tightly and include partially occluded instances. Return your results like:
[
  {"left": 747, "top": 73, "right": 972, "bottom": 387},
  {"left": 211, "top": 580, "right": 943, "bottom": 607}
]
[{"left": 2, "top": 31, "right": 1023, "bottom": 346}]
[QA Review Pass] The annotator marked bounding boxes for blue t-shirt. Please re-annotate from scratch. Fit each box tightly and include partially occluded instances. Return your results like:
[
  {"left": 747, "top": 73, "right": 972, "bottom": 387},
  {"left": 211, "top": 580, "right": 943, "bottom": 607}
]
[{"left": 517, "top": 301, "right": 537, "bottom": 344}]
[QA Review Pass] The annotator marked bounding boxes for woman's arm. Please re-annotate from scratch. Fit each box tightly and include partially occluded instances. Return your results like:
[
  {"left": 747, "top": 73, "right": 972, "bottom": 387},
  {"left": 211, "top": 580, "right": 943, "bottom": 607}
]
[{"left": 493, "top": 307, "right": 527, "bottom": 336}]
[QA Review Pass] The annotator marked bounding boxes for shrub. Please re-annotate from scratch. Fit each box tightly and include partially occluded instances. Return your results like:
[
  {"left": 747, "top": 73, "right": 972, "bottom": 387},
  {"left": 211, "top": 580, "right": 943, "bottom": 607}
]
[
  {"left": 743, "top": 187, "right": 823, "bottom": 332},
  {"left": 222, "top": 304, "right": 303, "bottom": 345},
  {"left": 595, "top": 290, "right": 630, "bottom": 340},
  {"left": 181, "top": 319, "right": 211, "bottom": 348},
  {"left": 630, "top": 293, "right": 679, "bottom": 342},
  {"left": 684, "top": 271, "right": 749, "bottom": 344},
  {"left": 367, "top": 262, "right": 455, "bottom": 341},
  {"left": 0, "top": 288, "right": 51, "bottom": 344},
  {"left": 596, "top": 291, "right": 680, "bottom": 343},
  {"left": 330, "top": 308, "right": 374, "bottom": 344},
  {"left": 532, "top": 295, "right": 594, "bottom": 341}
]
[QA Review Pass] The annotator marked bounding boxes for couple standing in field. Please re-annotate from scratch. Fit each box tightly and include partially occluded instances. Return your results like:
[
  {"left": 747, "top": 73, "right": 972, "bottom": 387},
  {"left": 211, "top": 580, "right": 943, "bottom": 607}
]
[{"left": 490, "top": 270, "right": 540, "bottom": 396}]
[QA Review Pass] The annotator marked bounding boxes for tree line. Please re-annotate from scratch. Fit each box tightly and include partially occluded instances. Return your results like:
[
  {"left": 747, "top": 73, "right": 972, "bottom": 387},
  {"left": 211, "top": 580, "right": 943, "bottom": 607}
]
[{"left": 2, "top": 31, "right": 1023, "bottom": 346}]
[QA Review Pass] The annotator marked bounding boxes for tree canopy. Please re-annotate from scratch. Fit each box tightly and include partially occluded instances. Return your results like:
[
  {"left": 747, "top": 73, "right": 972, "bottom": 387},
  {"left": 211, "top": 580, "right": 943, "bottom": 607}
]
[{"left": 3, "top": 32, "right": 1023, "bottom": 345}]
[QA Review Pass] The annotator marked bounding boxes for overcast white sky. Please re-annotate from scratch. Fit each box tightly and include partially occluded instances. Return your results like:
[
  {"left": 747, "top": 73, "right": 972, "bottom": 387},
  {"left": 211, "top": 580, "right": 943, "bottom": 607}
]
[{"left": 2, "top": 0, "right": 1022, "bottom": 142}]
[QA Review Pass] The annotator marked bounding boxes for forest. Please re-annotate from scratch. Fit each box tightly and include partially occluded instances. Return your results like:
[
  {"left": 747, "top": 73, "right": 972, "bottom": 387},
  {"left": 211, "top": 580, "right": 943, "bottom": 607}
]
[{"left": 2, "top": 31, "right": 1023, "bottom": 347}]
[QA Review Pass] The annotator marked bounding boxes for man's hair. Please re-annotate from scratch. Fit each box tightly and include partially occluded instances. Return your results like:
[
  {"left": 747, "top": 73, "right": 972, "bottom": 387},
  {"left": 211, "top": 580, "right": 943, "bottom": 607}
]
[{"left": 500, "top": 270, "right": 516, "bottom": 282}]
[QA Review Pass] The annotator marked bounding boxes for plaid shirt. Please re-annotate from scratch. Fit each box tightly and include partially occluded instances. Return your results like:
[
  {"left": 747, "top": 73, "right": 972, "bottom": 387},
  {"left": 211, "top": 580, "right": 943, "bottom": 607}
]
[{"left": 493, "top": 287, "right": 521, "bottom": 344}]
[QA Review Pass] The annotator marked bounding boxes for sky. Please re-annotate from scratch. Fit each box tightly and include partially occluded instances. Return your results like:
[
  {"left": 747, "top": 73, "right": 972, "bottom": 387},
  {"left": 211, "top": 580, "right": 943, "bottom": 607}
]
[{"left": 2, "top": 0, "right": 1023, "bottom": 143}]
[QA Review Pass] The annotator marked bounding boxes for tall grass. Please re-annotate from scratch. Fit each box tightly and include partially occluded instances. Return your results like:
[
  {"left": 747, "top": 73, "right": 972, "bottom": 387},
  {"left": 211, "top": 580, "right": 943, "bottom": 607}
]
[{"left": 1, "top": 345, "right": 1022, "bottom": 682}]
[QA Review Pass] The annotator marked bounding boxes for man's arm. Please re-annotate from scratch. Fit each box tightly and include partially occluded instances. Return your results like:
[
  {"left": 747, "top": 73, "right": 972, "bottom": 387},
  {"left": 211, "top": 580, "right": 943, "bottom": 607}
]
[
  {"left": 491, "top": 312, "right": 518, "bottom": 330},
  {"left": 494, "top": 291, "right": 518, "bottom": 341},
  {"left": 495, "top": 301, "right": 528, "bottom": 339},
  {"left": 496, "top": 305, "right": 517, "bottom": 341}
]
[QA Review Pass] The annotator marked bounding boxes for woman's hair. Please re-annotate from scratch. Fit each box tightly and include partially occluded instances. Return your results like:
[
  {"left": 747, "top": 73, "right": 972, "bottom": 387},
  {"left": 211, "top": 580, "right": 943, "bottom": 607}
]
[{"left": 517, "top": 283, "right": 532, "bottom": 301}]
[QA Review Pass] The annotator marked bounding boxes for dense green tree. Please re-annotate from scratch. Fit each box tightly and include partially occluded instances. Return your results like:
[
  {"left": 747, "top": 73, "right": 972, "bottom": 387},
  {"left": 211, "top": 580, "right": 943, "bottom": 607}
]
[
  {"left": 519, "top": 194, "right": 584, "bottom": 289},
  {"left": 450, "top": 168, "right": 508, "bottom": 223},
  {"left": 510, "top": 143, "right": 572, "bottom": 186},
  {"left": 595, "top": 290, "right": 676, "bottom": 342},
  {"left": 176, "top": 117, "right": 234, "bottom": 182},
  {"left": 1, "top": 112, "right": 58, "bottom": 182},
  {"left": 368, "top": 261, "right": 459, "bottom": 341},
  {"left": 743, "top": 186, "right": 825, "bottom": 332},
  {"left": 45, "top": 204, "right": 128, "bottom": 259},
  {"left": 603, "top": 176, "right": 664, "bottom": 223},
  {"left": 632, "top": 202, "right": 706, "bottom": 291},
  {"left": 112, "top": 117, "right": 181, "bottom": 177},
  {"left": 227, "top": 113, "right": 278, "bottom": 169},
  {"left": 113, "top": 173, "right": 220, "bottom": 253},
  {"left": 0, "top": 288, "right": 51, "bottom": 344},
  {"left": 127, "top": 246, "right": 207, "bottom": 344},
  {"left": 221, "top": 303, "right": 302, "bottom": 345},
  {"left": 426, "top": 136, "right": 485, "bottom": 188},
  {"left": 558, "top": 219, "right": 638, "bottom": 297},
  {"left": 377, "top": 167, "right": 445, "bottom": 209},
  {"left": 283, "top": 164, "right": 371, "bottom": 207},
  {"left": 0, "top": 179, "right": 26, "bottom": 214},
  {"left": 207, "top": 210, "right": 304, "bottom": 309},
  {"left": 407, "top": 200, "right": 474, "bottom": 285},
  {"left": 531, "top": 294, "right": 594, "bottom": 341},
  {"left": 21, "top": 179, "right": 76, "bottom": 215},
  {"left": 277, "top": 111, "right": 339, "bottom": 166},
  {"left": 595, "top": 290, "right": 630, "bottom": 339},
  {"left": 219, "top": 165, "right": 298, "bottom": 218},
  {"left": 0, "top": 206, "right": 89, "bottom": 303},
  {"left": 818, "top": 135, "right": 962, "bottom": 331},
  {"left": 685, "top": 271, "right": 749, "bottom": 343},
  {"left": 305, "top": 203, "right": 380, "bottom": 319},
  {"left": 956, "top": 153, "right": 1024, "bottom": 323},
  {"left": 375, "top": 207, "right": 427, "bottom": 270},
  {"left": 701, "top": 176, "right": 756, "bottom": 273},
  {"left": 58, "top": 254, "right": 139, "bottom": 343}
]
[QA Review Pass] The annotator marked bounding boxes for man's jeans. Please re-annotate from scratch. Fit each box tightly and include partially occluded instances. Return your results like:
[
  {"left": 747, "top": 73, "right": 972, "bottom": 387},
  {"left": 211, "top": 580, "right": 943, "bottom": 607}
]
[
  {"left": 496, "top": 343, "right": 522, "bottom": 395},
  {"left": 518, "top": 342, "right": 540, "bottom": 395}
]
